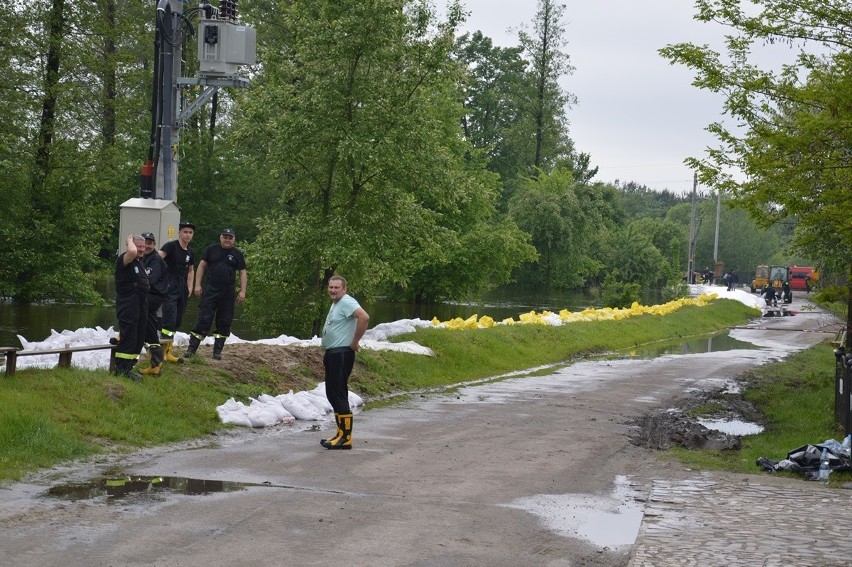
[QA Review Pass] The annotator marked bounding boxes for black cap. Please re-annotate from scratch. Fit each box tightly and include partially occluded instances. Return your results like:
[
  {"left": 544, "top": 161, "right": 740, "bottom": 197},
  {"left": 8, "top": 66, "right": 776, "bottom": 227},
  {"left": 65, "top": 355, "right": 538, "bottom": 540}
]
[
  {"left": 221, "top": 228, "right": 236, "bottom": 237},
  {"left": 141, "top": 232, "right": 156, "bottom": 241},
  {"left": 179, "top": 221, "right": 195, "bottom": 230}
]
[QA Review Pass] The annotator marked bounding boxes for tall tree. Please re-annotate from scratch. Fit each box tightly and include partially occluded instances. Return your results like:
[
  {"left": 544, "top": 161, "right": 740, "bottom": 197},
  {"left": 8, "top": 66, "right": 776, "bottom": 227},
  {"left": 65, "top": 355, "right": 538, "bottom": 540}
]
[
  {"left": 660, "top": 0, "right": 852, "bottom": 344},
  {"left": 236, "top": 0, "right": 532, "bottom": 336},
  {"left": 0, "top": 0, "right": 156, "bottom": 301},
  {"left": 517, "top": 0, "right": 575, "bottom": 171},
  {"left": 508, "top": 171, "right": 621, "bottom": 290},
  {"left": 454, "top": 31, "right": 530, "bottom": 206}
]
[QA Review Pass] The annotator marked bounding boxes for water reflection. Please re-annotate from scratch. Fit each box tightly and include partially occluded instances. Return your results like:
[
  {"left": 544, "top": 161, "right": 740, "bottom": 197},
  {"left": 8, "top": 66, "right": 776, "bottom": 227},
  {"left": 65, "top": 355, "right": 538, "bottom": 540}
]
[
  {"left": 45, "top": 475, "right": 243, "bottom": 503},
  {"left": 1, "top": 286, "right": 601, "bottom": 347},
  {"left": 617, "top": 331, "right": 759, "bottom": 359}
]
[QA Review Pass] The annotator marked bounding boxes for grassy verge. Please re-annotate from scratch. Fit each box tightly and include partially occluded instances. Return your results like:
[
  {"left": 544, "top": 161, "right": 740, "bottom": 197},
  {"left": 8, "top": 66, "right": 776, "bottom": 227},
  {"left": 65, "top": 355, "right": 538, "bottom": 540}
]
[
  {"left": 353, "top": 299, "right": 758, "bottom": 395},
  {"left": 1, "top": 298, "right": 758, "bottom": 483},
  {"left": 671, "top": 341, "right": 851, "bottom": 482}
]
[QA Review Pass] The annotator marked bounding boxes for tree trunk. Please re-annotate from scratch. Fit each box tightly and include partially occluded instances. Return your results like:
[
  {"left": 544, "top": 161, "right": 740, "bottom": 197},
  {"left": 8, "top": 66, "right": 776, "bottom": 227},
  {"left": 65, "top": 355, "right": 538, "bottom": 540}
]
[
  {"left": 33, "top": 0, "right": 66, "bottom": 195},
  {"left": 210, "top": 90, "right": 218, "bottom": 137},
  {"left": 846, "top": 262, "right": 852, "bottom": 350},
  {"left": 101, "top": 0, "right": 117, "bottom": 148}
]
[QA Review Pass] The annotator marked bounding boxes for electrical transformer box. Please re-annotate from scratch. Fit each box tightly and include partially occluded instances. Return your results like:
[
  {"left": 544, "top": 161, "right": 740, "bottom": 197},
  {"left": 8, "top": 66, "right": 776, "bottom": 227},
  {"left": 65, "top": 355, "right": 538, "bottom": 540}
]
[
  {"left": 198, "top": 20, "right": 257, "bottom": 77},
  {"left": 118, "top": 198, "right": 182, "bottom": 253}
]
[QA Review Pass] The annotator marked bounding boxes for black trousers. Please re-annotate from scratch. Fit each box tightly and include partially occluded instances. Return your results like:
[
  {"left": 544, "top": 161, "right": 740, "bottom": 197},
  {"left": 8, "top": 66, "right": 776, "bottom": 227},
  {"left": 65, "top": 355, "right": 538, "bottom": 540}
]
[
  {"left": 144, "top": 294, "right": 164, "bottom": 345},
  {"left": 161, "top": 281, "right": 188, "bottom": 334},
  {"left": 191, "top": 286, "right": 235, "bottom": 337},
  {"left": 323, "top": 347, "right": 355, "bottom": 414},
  {"left": 116, "top": 292, "right": 147, "bottom": 359}
]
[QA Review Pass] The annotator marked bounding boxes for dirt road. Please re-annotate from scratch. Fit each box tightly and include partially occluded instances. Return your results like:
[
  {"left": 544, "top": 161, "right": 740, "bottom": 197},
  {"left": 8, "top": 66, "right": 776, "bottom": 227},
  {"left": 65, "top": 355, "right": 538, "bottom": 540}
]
[{"left": 0, "top": 295, "right": 842, "bottom": 566}]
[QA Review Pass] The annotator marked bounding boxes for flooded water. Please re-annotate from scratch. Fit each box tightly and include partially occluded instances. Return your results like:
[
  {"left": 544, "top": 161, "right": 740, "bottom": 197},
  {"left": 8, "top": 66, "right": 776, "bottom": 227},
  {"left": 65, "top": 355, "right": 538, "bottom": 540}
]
[
  {"left": 616, "top": 331, "right": 760, "bottom": 359},
  {"left": 502, "top": 475, "right": 644, "bottom": 548},
  {"left": 696, "top": 418, "right": 764, "bottom": 436},
  {"left": 45, "top": 475, "right": 247, "bottom": 502},
  {"left": 0, "top": 286, "right": 601, "bottom": 347}
]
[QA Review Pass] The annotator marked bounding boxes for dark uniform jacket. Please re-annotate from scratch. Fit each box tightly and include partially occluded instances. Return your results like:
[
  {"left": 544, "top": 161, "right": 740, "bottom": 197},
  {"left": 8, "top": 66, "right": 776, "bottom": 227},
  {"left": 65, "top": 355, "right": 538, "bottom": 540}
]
[{"left": 200, "top": 245, "right": 246, "bottom": 291}]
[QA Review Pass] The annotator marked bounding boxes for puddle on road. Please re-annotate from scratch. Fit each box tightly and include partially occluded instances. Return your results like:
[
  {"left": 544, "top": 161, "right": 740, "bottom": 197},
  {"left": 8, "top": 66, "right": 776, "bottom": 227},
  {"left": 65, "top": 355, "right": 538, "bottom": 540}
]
[
  {"left": 44, "top": 475, "right": 247, "bottom": 503},
  {"left": 617, "top": 331, "right": 760, "bottom": 359},
  {"left": 502, "top": 476, "right": 644, "bottom": 549},
  {"left": 697, "top": 418, "right": 764, "bottom": 436}
]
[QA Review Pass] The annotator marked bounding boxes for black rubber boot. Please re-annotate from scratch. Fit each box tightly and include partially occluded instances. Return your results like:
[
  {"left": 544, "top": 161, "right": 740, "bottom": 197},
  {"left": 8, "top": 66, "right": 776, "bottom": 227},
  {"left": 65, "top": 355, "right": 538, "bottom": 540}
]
[
  {"left": 213, "top": 336, "right": 226, "bottom": 360},
  {"left": 184, "top": 333, "right": 202, "bottom": 358},
  {"left": 114, "top": 359, "right": 142, "bottom": 382},
  {"left": 320, "top": 413, "right": 342, "bottom": 447},
  {"left": 325, "top": 413, "right": 353, "bottom": 450},
  {"left": 140, "top": 344, "right": 163, "bottom": 375}
]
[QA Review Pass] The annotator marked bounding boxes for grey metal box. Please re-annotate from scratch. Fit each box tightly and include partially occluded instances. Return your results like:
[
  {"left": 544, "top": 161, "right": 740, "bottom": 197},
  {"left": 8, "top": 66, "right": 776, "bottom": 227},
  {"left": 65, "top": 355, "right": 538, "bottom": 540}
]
[{"left": 198, "top": 20, "right": 257, "bottom": 77}]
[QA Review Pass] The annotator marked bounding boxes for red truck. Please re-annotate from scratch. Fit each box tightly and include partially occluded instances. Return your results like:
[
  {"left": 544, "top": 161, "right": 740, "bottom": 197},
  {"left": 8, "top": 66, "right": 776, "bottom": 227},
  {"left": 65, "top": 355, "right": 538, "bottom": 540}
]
[{"left": 788, "top": 266, "right": 816, "bottom": 292}]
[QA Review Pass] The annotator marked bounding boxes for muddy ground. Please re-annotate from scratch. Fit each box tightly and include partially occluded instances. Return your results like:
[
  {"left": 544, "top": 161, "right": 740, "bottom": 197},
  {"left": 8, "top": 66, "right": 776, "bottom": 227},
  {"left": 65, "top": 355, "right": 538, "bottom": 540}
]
[
  {"left": 180, "top": 342, "right": 328, "bottom": 391},
  {"left": 182, "top": 341, "right": 753, "bottom": 453}
]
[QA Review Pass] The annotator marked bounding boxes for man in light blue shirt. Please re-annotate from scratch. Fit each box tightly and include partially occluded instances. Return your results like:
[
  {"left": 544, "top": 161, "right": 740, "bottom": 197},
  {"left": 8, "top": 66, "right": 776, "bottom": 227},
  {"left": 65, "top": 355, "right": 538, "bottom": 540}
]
[{"left": 320, "top": 276, "right": 369, "bottom": 450}]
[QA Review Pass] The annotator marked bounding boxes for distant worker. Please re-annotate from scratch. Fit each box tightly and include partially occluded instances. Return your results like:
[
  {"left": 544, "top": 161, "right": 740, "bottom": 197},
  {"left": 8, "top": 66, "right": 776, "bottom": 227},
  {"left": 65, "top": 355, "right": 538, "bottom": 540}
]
[
  {"left": 727, "top": 270, "right": 739, "bottom": 291},
  {"left": 159, "top": 221, "right": 196, "bottom": 363},
  {"left": 184, "top": 228, "right": 247, "bottom": 360},
  {"left": 782, "top": 280, "right": 792, "bottom": 303},
  {"left": 762, "top": 283, "right": 778, "bottom": 307},
  {"left": 319, "top": 276, "right": 370, "bottom": 451},
  {"left": 139, "top": 232, "right": 169, "bottom": 376},
  {"left": 113, "top": 235, "right": 149, "bottom": 381}
]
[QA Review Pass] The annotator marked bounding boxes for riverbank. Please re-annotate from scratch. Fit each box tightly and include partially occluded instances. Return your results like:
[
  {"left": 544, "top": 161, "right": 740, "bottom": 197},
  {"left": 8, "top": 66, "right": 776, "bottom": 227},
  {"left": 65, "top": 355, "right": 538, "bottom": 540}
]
[{"left": 0, "top": 298, "right": 760, "bottom": 483}]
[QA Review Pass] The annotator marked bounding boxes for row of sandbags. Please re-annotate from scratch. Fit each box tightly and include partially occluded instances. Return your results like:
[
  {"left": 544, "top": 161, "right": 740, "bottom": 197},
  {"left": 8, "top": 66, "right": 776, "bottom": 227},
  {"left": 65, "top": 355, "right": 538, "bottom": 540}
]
[{"left": 216, "top": 382, "right": 364, "bottom": 428}]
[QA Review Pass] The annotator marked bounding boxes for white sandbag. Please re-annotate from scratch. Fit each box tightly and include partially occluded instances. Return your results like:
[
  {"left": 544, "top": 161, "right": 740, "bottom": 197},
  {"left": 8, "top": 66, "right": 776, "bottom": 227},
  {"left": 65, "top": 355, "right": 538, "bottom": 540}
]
[
  {"left": 245, "top": 405, "right": 279, "bottom": 427},
  {"left": 312, "top": 382, "right": 363, "bottom": 409},
  {"left": 276, "top": 391, "right": 324, "bottom": 420},
  {"left": 219, "top": 410, "right": 253, "bottom": 428},
  {"left": 217, "top": 397, "right": 246, "bottom": 413},
  {"left": 257, "top": 394, "right": 295, "bottom": 418},
  {"left": 250, "top": 397, "right": 293, "bottom": 422},
  {"left": 296, "top": 390, "right": 333, "bottom": 414},
  {"left": 348, "top": 390, "right": 364, "bottom": 407}
]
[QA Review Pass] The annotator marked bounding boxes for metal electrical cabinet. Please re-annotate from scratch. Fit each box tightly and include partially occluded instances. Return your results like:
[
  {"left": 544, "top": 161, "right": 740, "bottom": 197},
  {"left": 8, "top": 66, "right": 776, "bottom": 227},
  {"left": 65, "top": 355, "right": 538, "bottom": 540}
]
[
  {"left": 118, "top": 198, "right": 182, "bottom": 252},
  {"left": 198, "top": 20, "right": 257, "bottom": 77}
]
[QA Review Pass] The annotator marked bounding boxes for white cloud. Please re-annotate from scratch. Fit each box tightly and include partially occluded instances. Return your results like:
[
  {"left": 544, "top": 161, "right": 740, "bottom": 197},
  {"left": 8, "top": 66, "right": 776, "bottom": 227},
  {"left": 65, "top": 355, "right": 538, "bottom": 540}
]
[{"left": 454, "top": 0, "right": 805, "bottom": 194}]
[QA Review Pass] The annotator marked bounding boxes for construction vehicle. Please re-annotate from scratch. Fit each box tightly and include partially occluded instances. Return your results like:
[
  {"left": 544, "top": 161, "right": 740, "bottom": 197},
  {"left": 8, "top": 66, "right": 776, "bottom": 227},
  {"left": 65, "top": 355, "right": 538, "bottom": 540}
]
[
  {"left": 750, "top": 265, "right": 770, "bottom": 293},
  {"left": 751, "top": 265, "right": 790, "bottom": 293},
  {"left": 769, "top": 265, "right": 789, "bottom": 288}
]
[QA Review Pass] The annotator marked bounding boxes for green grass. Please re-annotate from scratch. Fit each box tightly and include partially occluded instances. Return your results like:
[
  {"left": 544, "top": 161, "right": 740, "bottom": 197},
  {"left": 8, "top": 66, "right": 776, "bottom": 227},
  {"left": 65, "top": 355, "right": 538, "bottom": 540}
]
[
  {"left": 0, "top": 298, "right": 785, "bottom": 484},
  {"left": 0, "top": 364, "right": 286, "bottom": 482},
  {"left": 671, "top": 342, "right": 851, "bottom": 482},
  {"left": 353, "top": 299, "right": 758, "bottom": 395}
]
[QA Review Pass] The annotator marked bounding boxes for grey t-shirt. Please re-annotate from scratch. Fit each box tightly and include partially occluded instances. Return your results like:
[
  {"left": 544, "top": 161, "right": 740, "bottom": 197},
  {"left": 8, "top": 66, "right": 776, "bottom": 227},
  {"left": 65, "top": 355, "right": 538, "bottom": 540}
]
[{"left": 321, "top": 294, "right": 361, "bottom": 349}]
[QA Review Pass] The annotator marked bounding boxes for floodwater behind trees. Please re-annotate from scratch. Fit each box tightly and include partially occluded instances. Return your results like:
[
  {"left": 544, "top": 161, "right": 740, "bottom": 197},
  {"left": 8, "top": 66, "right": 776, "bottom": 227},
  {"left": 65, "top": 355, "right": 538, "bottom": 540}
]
[{"left": 0, "top": 285, "right": 624, "bottom": 347}]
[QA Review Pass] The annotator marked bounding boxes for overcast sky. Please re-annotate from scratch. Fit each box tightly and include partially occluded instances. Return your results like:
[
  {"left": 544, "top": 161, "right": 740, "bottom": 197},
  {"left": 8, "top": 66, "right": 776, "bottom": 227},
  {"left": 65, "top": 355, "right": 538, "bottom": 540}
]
[{"left": 454, "top": 1, "right": 751, "bottom": 195}]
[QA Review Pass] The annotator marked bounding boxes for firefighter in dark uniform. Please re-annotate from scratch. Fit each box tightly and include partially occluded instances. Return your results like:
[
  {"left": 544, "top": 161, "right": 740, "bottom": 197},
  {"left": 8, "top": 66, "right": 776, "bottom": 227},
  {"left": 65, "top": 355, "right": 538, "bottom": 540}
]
[
  {"left": 114, "top": 235, "right": 149, "bottom": 381},
  {"left": 139, "top": 232, "right": 169, "bottom": 375},
  {"left": 184, "top": 228, "right": 247, "bottom": 360},
  {"left": 158, "top": 221, "right": 195, "bottom": 362}
]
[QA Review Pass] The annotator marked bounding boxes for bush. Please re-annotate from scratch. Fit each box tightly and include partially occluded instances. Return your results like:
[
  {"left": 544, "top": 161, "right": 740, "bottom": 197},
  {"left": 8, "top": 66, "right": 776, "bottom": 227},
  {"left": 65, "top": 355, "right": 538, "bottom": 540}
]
[{"left": 601, "top": 273, "right": 641, "bottom": 308}]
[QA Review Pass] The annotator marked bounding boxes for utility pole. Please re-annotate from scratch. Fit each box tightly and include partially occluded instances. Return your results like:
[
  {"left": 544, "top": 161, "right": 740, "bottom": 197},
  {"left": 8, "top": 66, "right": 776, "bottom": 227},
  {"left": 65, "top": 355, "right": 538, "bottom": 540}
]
[
  {"left": 687, "top": 172, "right": 698, "bottom": 284},
  {"left": 713, "top": 190, "right": 720, "bottom": 264},
  {"left": 120, "top": 0, "right": 255, "bottom": 248},
  {"left": 156, "top": 0, "right": 182, "bottom": 202}
]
